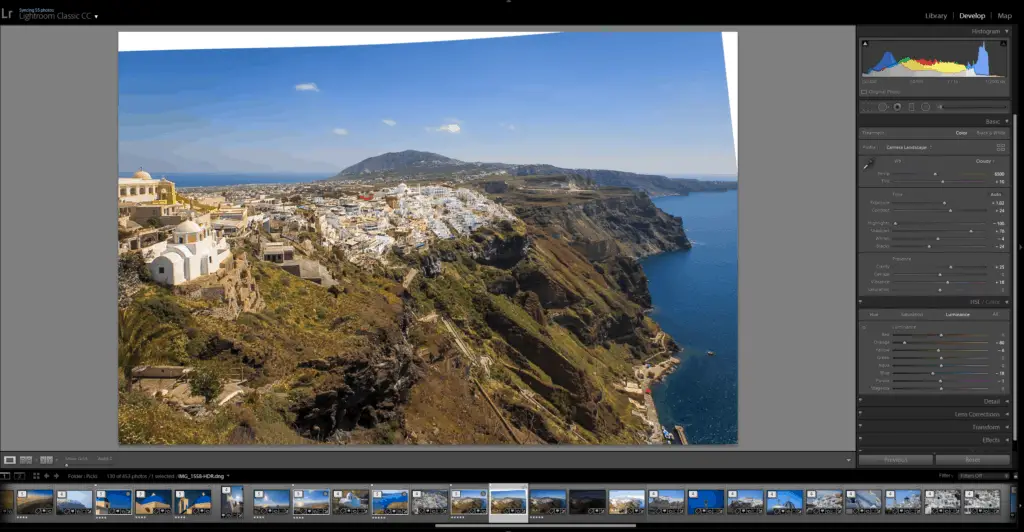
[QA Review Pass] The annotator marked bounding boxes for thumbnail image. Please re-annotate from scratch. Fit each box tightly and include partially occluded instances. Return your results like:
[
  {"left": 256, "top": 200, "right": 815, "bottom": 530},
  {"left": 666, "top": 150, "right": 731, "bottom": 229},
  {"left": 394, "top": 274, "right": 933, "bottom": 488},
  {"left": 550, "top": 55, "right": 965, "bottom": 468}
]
[
  {"left": 766, "top": 490, "right": 803, "bottom": 515},
  {"left": 115, "top": 31, "right": 739, "bottom": 448},
  {"left": 846, "top": 489, "right": 882, "bottom": 515},
  {"left": 1010, "top": 488, "right": 1016, "bottom": 518},
  {"left": 608, "top": 490, "right": 645, "bottom": 515},
  {"left": 727, "top": 489, "right": 764, "bottom": 515},
  {"left": 529, "top": 489, "right": 566, "bottom": 516},
  {"left": 253, "top": 489, "right": 291, "bottom": 515},
  {"left": 95, "top": 489, "right": 133, "bottom": 515},
  {"left": 332, "top": 489, "right": 370, "bottom": 515},
  {"left": 885, "top": 489, "right": 921, "bottom": 515},
  {"left": 1, "top": 490, "right": 15, "bottom": 515},
  {"left": 450, "top": 489, "right": 488, "bottom": 515},
  {"left": 411, "top": 489, "right": 448, "bottom": 515},
  {"left": 373, "top": 490, "right": 409, "bottom": 515},
  {"left": 175, "top": 489, "right": 212, "bottom": 515},
  {"left": 57, "top": 490, "right": 94, "bottom": 516},
  {"left": 648, "top": 489, "right": 687, "bottom": 515},
  {"left": 17, "top": 489, "right": 54, "bottom": 516},
  {"left": 687, "top": 490, "right": 725, "bottom": 515},
  {"left": 805, "top": 489, "right": 843, "bottom": 515},
  {"left": 963, "top": 489, "right": 1000, "bottom": 515},
  {"left": 220, "top": 486, "right": 244, "bottom": 518},
  {"left": 925, "top": 489, "right": 961, "bottom": 515},
  {"left": 491, "top": 489, "right": 528, "bottom": 515},
  {"left": 292, "top": 489, "right": 330, "bottom": 515},
  {"left": 135, "top": 489, "right": 173, "bottom": 515}
]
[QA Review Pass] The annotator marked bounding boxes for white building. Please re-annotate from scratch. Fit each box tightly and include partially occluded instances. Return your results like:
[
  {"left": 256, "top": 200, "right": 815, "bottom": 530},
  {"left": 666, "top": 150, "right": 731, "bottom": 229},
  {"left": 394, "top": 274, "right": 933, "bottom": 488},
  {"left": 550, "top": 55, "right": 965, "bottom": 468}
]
[
  {"left": 148, "top": 220, "right": 232, "bottom": 285},
  {"left": 118, "top": 168, "right": 176, "bottom": 204}
]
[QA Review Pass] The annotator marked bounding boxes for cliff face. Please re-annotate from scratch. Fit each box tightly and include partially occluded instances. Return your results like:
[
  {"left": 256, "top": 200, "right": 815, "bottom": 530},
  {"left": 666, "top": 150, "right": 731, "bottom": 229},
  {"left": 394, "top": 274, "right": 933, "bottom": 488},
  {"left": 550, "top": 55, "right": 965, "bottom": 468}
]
[
  {"left": 513, "top": 190, "right": 690, "bottom": 261},
  {"left": 400, "top": 188, "right": 685, "bottom": 444}
]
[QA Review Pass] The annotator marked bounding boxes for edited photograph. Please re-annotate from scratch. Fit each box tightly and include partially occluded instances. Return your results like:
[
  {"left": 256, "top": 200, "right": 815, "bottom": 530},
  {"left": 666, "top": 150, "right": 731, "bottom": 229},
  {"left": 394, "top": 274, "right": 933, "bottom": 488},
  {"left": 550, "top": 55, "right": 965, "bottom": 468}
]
[{"left": 115, "top": 32, "right": 738, "bottom": 446}]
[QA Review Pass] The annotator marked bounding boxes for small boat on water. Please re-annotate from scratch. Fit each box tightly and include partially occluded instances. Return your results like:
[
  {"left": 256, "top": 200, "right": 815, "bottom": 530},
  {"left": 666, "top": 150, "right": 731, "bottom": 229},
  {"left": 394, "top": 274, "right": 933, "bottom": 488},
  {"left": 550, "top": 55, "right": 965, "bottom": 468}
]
[{"left": 706, "top": 350, "right": 716, "bottom": 356}]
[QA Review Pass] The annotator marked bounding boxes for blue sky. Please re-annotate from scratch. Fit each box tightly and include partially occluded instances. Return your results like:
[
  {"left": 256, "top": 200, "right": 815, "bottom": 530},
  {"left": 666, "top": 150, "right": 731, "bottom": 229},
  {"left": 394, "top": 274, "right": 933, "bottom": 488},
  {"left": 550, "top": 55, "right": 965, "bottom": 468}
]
[
  {"left": 491, "top": 490, "right": 526, "bottom": 499},
  {"left": 769, "top": 490, "right": 802, "bottom": 507},
  {"left": 62, "top": 491, "right": 93, "bottom": 507},
  {"left": 257, "top": 490, "right": 290, "bottom": 506},
  {"left": 119, "top": 33, "right": 735, "bottom": 177}
]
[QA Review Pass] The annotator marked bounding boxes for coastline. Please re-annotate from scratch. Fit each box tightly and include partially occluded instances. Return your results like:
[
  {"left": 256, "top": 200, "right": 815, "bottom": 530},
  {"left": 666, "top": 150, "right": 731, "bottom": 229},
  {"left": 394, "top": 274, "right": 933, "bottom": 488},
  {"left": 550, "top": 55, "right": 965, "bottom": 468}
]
[
  {"left": 643, "top": 191, "right": 739, "bottom": 445},
  {"left": 622, "top": 354, "right": 682, "bottom": 444}
]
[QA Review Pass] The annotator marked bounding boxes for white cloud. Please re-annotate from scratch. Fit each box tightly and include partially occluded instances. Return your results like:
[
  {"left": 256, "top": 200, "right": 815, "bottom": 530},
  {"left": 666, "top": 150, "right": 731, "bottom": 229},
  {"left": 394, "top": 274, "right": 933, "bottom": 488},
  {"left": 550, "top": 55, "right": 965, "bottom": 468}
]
[
  {"left": 500, "top": 122, "right": 516, "bottom": 131},
  {"left": 295, "top": 82, "right": 319, "bottom": 92},
  {"left": 382, "top": 119, "right": 397, "bottom": 126},
  {"left": 432, "top": 124, "right": 461, "bottom": 134},
  {"left": 332, "top": 128, "right": 349, "bottom": 135}
]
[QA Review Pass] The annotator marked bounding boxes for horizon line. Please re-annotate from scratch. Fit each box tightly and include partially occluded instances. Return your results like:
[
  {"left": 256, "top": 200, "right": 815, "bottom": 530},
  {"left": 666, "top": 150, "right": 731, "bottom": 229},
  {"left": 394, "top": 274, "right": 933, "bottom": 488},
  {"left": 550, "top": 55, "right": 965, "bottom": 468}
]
[{"left": 118, "top": 169, "right": 738, "bottom": 180}]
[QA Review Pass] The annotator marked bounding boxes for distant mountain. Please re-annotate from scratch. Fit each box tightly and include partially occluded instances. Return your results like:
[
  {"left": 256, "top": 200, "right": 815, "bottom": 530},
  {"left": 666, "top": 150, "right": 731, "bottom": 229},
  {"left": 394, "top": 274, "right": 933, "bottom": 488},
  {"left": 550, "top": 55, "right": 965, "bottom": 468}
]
[
  {"left": 335, "top": 150, "right": 471, "bottom": 175},
  {"left": 329, "top": 151, "right": 736, "bottom": 197}
]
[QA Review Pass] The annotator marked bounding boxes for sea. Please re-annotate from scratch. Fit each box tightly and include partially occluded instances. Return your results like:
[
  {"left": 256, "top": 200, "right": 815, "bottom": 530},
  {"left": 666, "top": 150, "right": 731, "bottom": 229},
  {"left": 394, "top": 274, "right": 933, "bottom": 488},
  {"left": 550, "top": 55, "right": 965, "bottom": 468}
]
[
  {"left": 644, "top": 189, "right": 738, "bottom": 445},
  {"left": 117, "top": 172, "right": 329, "bottom": 188}
]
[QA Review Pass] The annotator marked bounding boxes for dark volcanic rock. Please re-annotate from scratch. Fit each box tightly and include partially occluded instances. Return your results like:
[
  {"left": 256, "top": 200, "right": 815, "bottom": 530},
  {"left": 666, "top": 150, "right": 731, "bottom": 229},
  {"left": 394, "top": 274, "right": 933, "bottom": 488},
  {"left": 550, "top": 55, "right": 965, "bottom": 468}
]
[
  {"left": 476, "top": 233, "right": 531, "bottom": 269},
  {"left": 487, "top": 274, "right": 519, "bottom": 296},
  {"left": 420, "top": 254, "right": 443, "bottom": 278},
  {"left": 605, "top": 256, "right": 652, "bottom": 308},
  {"left": 290, "top": 328, "right": 423, "bottom": 439},
  {"left": 514, "top": 265, "right": 579, "bottom": 308},
  {"left": 507, "top": 403, "right": 559, "bottom": 444}
]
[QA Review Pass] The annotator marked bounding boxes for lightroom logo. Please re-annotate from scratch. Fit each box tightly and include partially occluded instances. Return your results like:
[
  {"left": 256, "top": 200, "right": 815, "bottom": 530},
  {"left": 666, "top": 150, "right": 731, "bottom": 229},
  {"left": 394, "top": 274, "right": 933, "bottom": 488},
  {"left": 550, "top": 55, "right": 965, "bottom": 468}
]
[{"left": 1, "top": 8, "right": 13, "bottom": 19}]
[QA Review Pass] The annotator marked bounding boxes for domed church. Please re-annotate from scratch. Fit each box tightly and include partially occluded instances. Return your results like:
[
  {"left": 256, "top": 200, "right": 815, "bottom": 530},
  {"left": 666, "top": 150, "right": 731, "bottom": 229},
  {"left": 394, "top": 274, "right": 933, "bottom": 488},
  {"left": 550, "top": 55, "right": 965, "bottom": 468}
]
[
  {"left": 148, "top": 217, "right": 232, "bottom": 285},
  {"left": 118, "top": 167, "right": 177, "bottom": 204}
]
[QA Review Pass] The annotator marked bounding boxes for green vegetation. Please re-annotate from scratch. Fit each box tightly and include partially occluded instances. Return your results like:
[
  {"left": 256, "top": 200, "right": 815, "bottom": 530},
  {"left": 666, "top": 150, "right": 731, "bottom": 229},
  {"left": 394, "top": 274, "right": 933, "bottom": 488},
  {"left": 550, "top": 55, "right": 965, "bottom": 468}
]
[
  {"left": 118, "top": 180, "right": 679, "bottom": 445},
  {"left": 188, "top": 366, "right": 223, "bottom": 404}
]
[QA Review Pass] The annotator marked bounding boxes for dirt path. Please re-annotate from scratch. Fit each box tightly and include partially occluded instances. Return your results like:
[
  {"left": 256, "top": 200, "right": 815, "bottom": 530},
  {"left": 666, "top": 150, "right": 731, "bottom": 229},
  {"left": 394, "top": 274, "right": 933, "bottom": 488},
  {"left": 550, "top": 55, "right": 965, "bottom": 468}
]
[
  {"left": 402, "top": 268, "right": 419, "bottom": 289},
  {"left": 472, "top": 377, "right": 522, "bottom": 444}
]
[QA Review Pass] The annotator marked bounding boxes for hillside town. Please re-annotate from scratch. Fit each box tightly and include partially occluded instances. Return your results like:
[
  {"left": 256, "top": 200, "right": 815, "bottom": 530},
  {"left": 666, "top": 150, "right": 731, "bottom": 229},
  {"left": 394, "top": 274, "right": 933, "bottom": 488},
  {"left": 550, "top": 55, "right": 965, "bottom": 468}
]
[{"left": 118, "top": 168, "right": 518, "bottom": 286}]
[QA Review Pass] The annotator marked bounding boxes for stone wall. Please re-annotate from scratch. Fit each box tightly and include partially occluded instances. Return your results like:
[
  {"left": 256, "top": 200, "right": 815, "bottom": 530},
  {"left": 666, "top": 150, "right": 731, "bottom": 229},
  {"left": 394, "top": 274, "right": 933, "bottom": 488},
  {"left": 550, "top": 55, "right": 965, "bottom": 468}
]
[{"left": 176, "top": 255, "right": 265, "bottom": 320}]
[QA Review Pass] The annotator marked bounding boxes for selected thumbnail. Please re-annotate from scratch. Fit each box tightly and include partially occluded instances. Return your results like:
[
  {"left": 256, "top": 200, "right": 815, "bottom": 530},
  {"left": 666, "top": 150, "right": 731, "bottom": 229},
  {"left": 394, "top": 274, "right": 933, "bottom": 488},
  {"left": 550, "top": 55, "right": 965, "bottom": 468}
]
[{"left": 491, "top": 488, "right": 528, "bottom": 515}]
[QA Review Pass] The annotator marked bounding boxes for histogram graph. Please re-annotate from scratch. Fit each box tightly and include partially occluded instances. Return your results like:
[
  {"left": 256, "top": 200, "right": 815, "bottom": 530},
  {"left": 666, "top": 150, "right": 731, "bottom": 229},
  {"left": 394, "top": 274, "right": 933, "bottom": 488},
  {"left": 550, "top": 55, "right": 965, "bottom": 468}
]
[{"left": 862, "top": 40, "right": 1007, "bottom": 78}]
